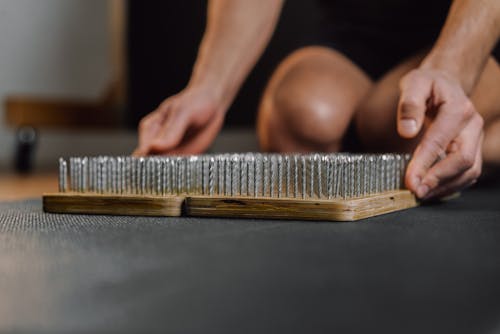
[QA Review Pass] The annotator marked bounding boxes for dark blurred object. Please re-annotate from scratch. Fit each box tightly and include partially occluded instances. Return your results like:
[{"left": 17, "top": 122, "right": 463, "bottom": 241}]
[
  {"left": 126, "top": 0, "right": 322, "bottom": 128},
  {"left": 14, "top": 126, "right": 38, "bottom": 173},
  {"left": 4, "top": 93, "right": 122, "bottom": 172},
  {"left": 479, "top": 163, "right": 500, "bottom": 188}
]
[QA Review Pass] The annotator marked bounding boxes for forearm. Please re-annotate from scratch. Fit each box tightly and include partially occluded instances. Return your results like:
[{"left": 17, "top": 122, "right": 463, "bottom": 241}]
[
  {"left": 421, "top": 0, "right": 500, "bottom": 93},
  {"left": 188, "top": 0, "right": 284, "bottom": 106}
]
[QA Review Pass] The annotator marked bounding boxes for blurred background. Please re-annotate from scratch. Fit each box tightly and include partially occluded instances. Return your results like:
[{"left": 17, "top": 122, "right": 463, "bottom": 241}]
[
  {"left": 0, "top": 0, "right": 324, "bottom": 198},
  {"left": 0, "top": 0, "right": 325, "bottom": 199},
  {"left": 0, "top": 0, "right": 118, "bottom": 173}
]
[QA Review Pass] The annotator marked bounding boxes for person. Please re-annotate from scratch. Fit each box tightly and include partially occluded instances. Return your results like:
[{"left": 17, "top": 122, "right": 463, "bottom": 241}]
[{"left": 133, "top": 0, "right": 500, "bottom": 200}]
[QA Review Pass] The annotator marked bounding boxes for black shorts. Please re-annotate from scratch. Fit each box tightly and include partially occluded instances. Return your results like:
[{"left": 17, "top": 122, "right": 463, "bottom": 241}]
[{"left": 315, "top": 0, "right": 500, "bottom": 80}]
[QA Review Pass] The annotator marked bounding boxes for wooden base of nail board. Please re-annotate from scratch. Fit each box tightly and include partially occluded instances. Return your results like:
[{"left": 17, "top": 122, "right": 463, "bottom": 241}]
[
  {"left": 186, "top": 190, "right": 417, "bottom": 221},
  {"left": 43, "top": 193, "right": 185, "bottom": 217},
  {"left": 43, "top": 190, "right": 418, "bottom": 221}
]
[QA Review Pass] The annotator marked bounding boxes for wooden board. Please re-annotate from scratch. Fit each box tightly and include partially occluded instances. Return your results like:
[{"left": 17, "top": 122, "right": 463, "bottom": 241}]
[
  {"left": 43, "top": 190, "right": 418, "bottom": 221},
  {"left": 43, "top": 193, "right": 185, "bottom": 217},
  {"left": 186, "top": 190, "right": 418, "bottom": 222}
]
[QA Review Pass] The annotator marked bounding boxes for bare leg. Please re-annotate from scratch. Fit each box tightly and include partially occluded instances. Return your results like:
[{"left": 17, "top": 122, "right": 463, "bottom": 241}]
[
  {"left": 473, "top": 59, "right": 500, "bottom": 165},
  {"left": 355, "top": 53, "right": 425, "bottom": 153},
  {"left": 257, "top": 46, "right": 372, "bottom": 152},
  {"left": 356, "top": 55, "right": 500, "bottom": 164},
  {"left": 483, "top": 119, "right": 500, "bottom": 164}
]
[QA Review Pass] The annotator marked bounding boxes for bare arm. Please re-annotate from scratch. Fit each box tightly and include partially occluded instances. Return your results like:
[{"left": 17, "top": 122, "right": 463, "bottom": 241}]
[
  {"left": 135, "top": 0, "right": 284, "bottom": 155},
  {"left": 190, "top": 0, "right": 285, "bottom": 105},
  {"left": 398, "top": 0, "right": 500, "bottom": 199},
  {"left": 421, "top": 0, "right": 500, "bottom": 92}
]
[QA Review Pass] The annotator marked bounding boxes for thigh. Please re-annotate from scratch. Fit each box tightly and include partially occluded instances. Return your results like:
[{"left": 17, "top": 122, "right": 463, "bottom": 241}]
[
  {"left": 472, "top": 58, "right": 500, "bottom": 164},
  {"left": 355, "top": 53, "right": 425, "bottom": 153},
  {"left": 257, "top": 46, "right": 373, "bottom": 152},
  {"left": 356, "top": 54, "right": 500, "bottom": 159}
]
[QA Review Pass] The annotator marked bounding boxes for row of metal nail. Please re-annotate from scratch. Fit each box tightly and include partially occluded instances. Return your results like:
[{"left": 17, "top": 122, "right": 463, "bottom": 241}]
[{"left": 60, "top": 153, "right": 411, "bottom": 199}]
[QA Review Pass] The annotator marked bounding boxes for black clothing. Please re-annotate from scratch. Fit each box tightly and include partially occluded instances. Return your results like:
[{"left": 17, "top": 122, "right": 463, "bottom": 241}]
[{"left": 316, "top": 0, "right": 500, "bottom": 79}]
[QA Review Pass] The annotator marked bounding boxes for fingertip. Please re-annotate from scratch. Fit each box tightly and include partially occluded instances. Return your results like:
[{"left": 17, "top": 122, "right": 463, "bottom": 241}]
[
  {"left": 132, "top": 147, "right": 147, "bottom": 157},
  {"left": 416, "top": 184, "right": 430, "bottom": 199},
  {"left": 149, "top": 140, "right": 174, "bottom": 154},
  {"left": 404, "top": 167, "right": 422, "bottom": 193},
  {"left": 407, "top": 169, "right": 431, "bottom": 199},
  {"left": 421, "top": 189, "right": 437, "bottom": 201}
]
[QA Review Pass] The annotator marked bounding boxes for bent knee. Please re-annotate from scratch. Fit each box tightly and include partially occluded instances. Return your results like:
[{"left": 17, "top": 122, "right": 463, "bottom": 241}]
[
  {"left": 272, "top": 84, "right": 348, "bottom": 147},
  {"left": 258, "top": 46, "right": 372, "bottom": 152},
  {"left": 267, "top": 70, "right": 357, "bottom": 145}
]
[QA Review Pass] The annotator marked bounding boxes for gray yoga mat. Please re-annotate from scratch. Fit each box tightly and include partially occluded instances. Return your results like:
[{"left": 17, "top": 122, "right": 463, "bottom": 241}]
[{"left": 0, "top": 184, "right": 500, "bottom": 333}]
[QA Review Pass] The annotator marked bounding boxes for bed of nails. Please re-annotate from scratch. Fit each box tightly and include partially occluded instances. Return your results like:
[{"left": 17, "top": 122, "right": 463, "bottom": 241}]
[{"left": 60, "top": 153, "right": 411, "bottom": 200}]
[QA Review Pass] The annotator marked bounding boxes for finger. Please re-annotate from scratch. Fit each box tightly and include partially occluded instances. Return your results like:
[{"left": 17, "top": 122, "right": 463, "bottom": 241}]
[
  {"left": 149, "top": 109, "right": 191, "bottom": 153},
  {"left": 134, "top": 96, "right": 180, "bottom": 155},
  {"left": 164, "top": 112, "right": 225, "bottom": 155},
  {"left": 134, "top": 108, "right": 168, "bottom": 155},
  {"left": 133, "top": 118, "right": 159, "bottom": 156},
  {"left": 131, "top": 148, "right": 145, "bottom": 157},
  {"left": 425, "top": 176, "right": 477, "bottom": 201},
  {"left": 405, "top": 97, "right": 474, "bottom": 195},
  {"left": 419, "top": 114, "right": 483, "bottom": 193},
  {"left": 423, "top": 139, "right": 483, "bottom": 200},
  {"left": 132, "top": 145, "right": 154, "bottom": 157},
  {"left": 398, "top": 71, "right": 432, "bottom": 138}
]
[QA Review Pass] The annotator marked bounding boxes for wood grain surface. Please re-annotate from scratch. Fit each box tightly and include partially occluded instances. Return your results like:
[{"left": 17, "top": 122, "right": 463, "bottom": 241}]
[
  {"left": 43, "top": 193, "right": 185, "bottom": 217},
  {"left": 43, "top": 190, "right": 418, "bottom": 221},
  {"left": 186, "top": 190, "right": 418, "bottom": 221}
]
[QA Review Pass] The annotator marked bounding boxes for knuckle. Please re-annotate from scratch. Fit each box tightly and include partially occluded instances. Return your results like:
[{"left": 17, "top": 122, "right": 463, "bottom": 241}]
[
  {"left": 169, "top": 106, "right": 183, "bottom": 119},
  {"left": 138, "top": 118, "right": 149, "bottom": 131},
  {"left": 406, "top": 69, "right": 419, "bottom": 80},
  {"left": 159, "top": 96, "right": 175, "bottom": 109},
  {"left": 460, "top": 100, "right": 476, "bottom": 120},
  {"left": 424, "top": 173, "right": 440, "bottom": 189},
  {"left": 168, "top": 106, "right": 181, "bottom": 118},
  {"left": 423, "top": 136, "right": 447, "bottom": 155},
  {"left": 474, "top": 113, "right": 485, "bottom": 128},
  {"left": 400, "top": 70, "right": 418, "bottom": 89}
]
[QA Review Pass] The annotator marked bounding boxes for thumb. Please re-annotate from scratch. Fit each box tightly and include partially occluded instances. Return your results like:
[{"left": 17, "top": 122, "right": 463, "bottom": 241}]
[{"left": 397, "top": 72, "right": 432, "bottom": 138}]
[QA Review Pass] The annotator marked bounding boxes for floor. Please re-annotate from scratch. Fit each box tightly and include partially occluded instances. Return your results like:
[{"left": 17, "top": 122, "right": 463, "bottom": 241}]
[
  {"left": 0, "top": 172, "right": 58, "bottom": 201},
  {"left": 1, "top": 186, "right": 499, "bottom": 333},
  {"left": 1, "top": 158, "right": 499, "bottom": 333}
]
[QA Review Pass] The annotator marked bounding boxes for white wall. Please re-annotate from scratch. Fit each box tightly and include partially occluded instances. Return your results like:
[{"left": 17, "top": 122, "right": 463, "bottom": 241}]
[{"left": 0, "top": 0, "right": 134, "bottom": 171}]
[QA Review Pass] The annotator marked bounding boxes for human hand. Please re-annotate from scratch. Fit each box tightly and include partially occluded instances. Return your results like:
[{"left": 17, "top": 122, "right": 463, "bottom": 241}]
[
  {"left": 133, "top": 87, "right": 226, "bottom": 156},
  {"left": 397, "top": 68, "right": 484, "bottom": 200}
]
